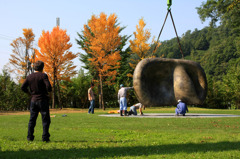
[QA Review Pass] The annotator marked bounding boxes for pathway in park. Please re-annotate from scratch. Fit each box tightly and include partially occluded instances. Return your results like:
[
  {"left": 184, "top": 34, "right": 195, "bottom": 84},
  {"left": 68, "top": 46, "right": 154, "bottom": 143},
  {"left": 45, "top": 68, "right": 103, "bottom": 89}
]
[{"left": 99, "top": 113, "right": 240, "bottom": 118}]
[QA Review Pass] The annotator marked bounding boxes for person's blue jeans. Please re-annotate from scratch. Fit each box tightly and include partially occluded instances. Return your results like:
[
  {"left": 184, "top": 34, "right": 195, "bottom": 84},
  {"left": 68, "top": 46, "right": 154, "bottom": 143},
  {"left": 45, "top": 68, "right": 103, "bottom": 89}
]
[
  {"left": 28, "top": 100, "right": 51, "bottom": 141},
  {"left": 130, "top": 106, "right": 137, "bottom": 115},
  {"left": 88, "top": 100, "right": 95, "bottom": 114},
  {"left": 120, "top": 97, "right": 127, "bottom": 110}
]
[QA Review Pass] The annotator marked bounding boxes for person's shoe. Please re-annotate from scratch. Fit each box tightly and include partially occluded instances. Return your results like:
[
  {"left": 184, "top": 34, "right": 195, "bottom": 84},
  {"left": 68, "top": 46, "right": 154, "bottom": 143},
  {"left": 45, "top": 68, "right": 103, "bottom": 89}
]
[
  {"left": 183, "top": 114, "right": 185, "bottom": 116},
  {"left": 124, "top": 110, "right": 128, "bottom": 116},
  {"left": 120, "top": 110, "right": 123, "bottom": 116},
  {"left": 42, "top": 139, "right": 50, "bottom": 142},
  {"left": 27, "top": 136, "right": 34, "bottom": 141},
  {"left": 27, "top": 138, "right": 34, "bottom": 141}
]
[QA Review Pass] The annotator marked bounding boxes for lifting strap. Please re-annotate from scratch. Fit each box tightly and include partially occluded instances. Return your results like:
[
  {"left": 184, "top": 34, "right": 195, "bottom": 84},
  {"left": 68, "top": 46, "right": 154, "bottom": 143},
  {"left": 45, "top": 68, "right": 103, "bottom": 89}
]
[{"left": 152, "top": 9, "right": 184, "bottom": 59}]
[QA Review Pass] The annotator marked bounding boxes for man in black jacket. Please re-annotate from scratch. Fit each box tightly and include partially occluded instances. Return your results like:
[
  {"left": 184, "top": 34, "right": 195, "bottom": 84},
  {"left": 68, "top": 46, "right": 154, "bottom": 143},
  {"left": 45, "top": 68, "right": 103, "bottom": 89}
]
[{"left": 21, "top": 61, "right": 52, "bottom": 142}]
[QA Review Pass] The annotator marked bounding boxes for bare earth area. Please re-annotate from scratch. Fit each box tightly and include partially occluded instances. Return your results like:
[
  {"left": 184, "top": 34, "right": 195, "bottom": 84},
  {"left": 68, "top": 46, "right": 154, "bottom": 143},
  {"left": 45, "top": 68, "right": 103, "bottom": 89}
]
[{"left": 0, "top": 108, "right": 86, "bottom": 116}]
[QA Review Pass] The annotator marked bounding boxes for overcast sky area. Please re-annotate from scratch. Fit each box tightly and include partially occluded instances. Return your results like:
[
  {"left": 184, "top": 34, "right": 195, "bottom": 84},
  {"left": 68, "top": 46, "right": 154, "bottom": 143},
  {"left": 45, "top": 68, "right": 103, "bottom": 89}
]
[{"left": 0, "top": 0, "right": 209, "bottom": 75}]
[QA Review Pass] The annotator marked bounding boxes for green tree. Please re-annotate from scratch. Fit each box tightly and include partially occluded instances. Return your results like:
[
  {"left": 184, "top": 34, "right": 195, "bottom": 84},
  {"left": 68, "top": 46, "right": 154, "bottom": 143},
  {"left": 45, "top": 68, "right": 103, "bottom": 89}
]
[
  {"left": 197, "top": 0, "right": 240, "bottom": 33},
  {"left": 61, "top": 69, "right": 92, "bottom": 108},
  {"left": 76, "top": 13, "right": 131, "bottom": 109},
  {"left": 221, "top": 59, "right": 240, "bottom": 108},
  {"left": 0, "top": 68, "right": 29, "bottom": 111}
]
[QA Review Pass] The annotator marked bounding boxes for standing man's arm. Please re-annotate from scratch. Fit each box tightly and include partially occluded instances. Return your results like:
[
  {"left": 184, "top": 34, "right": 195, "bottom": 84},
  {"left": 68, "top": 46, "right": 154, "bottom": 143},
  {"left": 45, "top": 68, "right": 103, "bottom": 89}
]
[
  {"left": 125, "top": 87, "right": 133, "bottom": 90},
  {"left": 43, "top": 74, "right": 52, "bottom": 92},
  {"left": 88, "top": 89, "right": 92, "bottom": 101},
  {"left": 176, "top": 103, "right": 180, "bottom": 109},
  {"left": 21, "top": 78, "right": 30, "bottom": 95}
]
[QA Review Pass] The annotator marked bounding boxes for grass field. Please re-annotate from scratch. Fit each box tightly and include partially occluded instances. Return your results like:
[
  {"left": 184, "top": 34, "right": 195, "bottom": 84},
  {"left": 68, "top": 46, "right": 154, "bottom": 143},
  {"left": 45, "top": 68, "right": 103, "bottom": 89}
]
[{"left": 0, "top": 107, "right": 240, "bottom": 159}]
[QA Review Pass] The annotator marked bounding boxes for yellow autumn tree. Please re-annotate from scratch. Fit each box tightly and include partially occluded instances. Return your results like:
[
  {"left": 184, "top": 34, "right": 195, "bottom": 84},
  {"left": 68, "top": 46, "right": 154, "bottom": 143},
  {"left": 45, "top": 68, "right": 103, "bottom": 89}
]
[
  {"left": 35, "top": 26, "right": 78, "bottom": 108},
  {"left": 128, "top": 18, "right": 160, "bottom": 77},
  {"left": 83, "top": 12, "right": 122, "bottom": 110},
  {"left": 9, "top": 28, "right": 35, "bottom": 81}
]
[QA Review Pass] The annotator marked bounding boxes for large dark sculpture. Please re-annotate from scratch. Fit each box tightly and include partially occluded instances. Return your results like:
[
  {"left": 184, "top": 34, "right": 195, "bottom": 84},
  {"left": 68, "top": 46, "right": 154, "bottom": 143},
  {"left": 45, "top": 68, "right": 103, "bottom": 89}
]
[{"left": 133, "top": 58, "right": 207, "bottom": 106}]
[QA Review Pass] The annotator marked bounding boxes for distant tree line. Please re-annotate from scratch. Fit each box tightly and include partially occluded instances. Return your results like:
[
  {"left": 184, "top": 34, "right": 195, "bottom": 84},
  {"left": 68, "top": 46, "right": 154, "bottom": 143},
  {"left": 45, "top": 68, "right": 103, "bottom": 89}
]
[{"left": 0, "top": 0, "right": 239, "bottom": 111}]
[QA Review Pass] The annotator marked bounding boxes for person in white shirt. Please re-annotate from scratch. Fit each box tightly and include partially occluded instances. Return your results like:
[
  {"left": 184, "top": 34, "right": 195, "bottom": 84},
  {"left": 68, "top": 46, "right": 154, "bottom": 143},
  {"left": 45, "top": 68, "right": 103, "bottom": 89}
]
[
  {"left": 118, "top": 84, "right": 133, "bottom": 116},
  {"left": 128, "top": 103, "right": 145, "bottom": 116},
  {"left": 88, "top": 83, "right": 95, "bottom": 114}
]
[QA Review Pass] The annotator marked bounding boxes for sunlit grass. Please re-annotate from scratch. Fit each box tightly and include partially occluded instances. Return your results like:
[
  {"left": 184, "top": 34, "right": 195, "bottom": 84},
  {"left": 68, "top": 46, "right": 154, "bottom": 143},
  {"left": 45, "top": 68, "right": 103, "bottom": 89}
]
[{"left": 0, "top": 107, "right": 240, "bottom": 158}]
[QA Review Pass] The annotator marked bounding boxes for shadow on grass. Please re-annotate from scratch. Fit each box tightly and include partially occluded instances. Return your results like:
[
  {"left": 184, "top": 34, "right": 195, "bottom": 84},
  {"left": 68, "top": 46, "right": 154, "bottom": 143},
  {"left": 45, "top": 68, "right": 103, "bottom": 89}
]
[{"left": 1, "top": 141, "right": 240, "bottom": 158}]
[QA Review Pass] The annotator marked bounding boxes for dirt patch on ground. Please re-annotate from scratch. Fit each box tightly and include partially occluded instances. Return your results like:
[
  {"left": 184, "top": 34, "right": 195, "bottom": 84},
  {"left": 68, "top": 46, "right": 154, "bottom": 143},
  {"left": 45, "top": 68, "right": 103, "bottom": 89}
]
[{"left": 0, "top": 108, "right": 86, "bottom": 116}]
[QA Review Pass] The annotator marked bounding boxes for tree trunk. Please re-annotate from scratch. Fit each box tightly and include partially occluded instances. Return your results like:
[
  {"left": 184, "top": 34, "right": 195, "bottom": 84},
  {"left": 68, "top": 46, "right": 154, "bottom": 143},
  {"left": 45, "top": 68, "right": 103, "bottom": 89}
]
[
  {"left": 100, "top": 75, "right": 105, "bottom": 110},
  {"left": 98, "top": 77, "right": 102, "bottom": 109},
  {"left": 52, "top": 79, "right": 55, "bottom": 109},
  {"left": 56, "top": 79, "right": 62, "bottom": 109},
  {"left": 52, "top": 68, "right": 56, "bottom": 109},
  {"left": 24, "top": 47, "right": 29, "bottom": 78}
]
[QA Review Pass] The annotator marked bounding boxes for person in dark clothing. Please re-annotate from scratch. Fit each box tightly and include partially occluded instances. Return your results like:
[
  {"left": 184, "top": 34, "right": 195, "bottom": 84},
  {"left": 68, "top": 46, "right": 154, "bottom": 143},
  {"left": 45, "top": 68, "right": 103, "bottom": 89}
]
[{"left": 21, "top": 61, "right": 52, "bottom": 142}]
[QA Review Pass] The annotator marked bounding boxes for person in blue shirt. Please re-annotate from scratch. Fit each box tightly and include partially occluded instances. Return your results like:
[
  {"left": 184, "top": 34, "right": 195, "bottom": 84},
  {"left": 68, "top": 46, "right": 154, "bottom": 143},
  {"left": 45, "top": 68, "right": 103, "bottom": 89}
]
[{"left": 175, "top": 99, "right": 189, "bottom": 116}]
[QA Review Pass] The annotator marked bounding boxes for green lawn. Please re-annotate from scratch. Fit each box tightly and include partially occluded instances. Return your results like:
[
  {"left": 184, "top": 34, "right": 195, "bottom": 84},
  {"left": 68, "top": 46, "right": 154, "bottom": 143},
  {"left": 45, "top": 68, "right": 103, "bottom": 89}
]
[{"left": 0, "top": 107, "right": 240, "bottom": 159}]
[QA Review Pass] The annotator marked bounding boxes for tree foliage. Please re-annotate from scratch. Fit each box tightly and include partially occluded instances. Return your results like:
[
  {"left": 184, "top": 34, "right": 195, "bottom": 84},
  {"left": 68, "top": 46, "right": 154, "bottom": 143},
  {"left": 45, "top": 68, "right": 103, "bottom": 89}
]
[
  {"left": 83, "top": 13, "right": 121, "bottom": 85},
  {"left": 60, "top": 69, "right": 92, "bottom": 108},
  {"left": 36, "top": 26, "right": 78, "bottom": 108},
  {"left": 76, "top": 15, "right": 132, "bottom": 109},
  {"left": 9, "top": 28, "right": 35, "bottom": 81},
  {"left": 155, "top": 0, "right": 240, "bottom": 108},
  {"left": 77, "top": 12, "right": 122, "bottom": 110},
  {"left": 0, "top": 68, "right": 29, "bottom": 111},
  {"left": 3, "top": 1, "right": 239, "bottom": 110},
  {"left": 197, "top": 0, "right": 240, "bottom": 32},
  {"left": 129, "top": 18, "right": 159, "bottom": 76}
]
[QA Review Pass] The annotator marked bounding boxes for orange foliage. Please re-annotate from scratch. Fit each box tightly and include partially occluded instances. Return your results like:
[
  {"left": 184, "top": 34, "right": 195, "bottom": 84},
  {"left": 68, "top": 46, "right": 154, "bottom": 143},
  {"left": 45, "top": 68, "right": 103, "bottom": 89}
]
[
  {"left": 35, "top": 26, "right": 78, "bottom": 84},
  {"left": 129, "top": 18, "right": 160, "bottom": 72},
  {"left": 83, "top": 12, "right": 121, "bottom": 85},
  {"left": 130, "top": 18, "right": 151, "bottom": 59},
  {"left": 9, "top": 28, "right": 35, "bottom": 80}
]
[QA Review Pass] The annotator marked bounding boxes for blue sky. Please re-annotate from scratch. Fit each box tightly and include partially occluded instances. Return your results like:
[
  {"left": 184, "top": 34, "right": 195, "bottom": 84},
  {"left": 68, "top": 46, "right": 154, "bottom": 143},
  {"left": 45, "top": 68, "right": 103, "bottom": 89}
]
[{"left": 0, "top": 0, "right": 208, "bottom": 73}]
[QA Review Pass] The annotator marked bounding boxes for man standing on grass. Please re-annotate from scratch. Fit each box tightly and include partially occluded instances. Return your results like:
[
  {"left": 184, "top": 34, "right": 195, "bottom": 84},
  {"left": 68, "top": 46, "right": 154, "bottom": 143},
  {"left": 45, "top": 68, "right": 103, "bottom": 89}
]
[
  {"left": 21, "top": 61, "right": 52, "bottom": 142},
  {"left": 118, "top": 84, "right": 133, "bottom": 116},
  {"left": 88, "top": 83, "right": 95, "bottom": 114}
]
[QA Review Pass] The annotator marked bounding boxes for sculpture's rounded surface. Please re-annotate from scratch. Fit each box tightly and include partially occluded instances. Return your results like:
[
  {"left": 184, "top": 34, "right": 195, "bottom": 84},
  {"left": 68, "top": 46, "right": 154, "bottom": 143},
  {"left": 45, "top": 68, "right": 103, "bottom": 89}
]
[{"left": 133, "top": 58, "right": 207, "bottom": 106}]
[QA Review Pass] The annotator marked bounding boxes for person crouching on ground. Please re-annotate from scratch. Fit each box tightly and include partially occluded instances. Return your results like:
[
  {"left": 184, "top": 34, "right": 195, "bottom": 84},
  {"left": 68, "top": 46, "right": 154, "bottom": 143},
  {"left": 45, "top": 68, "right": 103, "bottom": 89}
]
[
  {"left": 21, "top": 61, "right": 52, "bottom": 142},
  {"left": 118, "top": 84, "right": 133, "bottom": 116},
  {"left": 175, "top": 99, "right": 189, "bottom": 116},
  {"left": 128, "top": 103, "right": 145, "bottom": 116}
]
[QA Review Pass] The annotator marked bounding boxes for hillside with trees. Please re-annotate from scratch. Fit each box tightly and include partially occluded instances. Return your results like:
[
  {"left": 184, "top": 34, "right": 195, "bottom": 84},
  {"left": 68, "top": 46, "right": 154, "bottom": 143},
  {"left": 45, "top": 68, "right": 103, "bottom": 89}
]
[{"left": 154, "top": 0, "right": 240, "bottom": 108}]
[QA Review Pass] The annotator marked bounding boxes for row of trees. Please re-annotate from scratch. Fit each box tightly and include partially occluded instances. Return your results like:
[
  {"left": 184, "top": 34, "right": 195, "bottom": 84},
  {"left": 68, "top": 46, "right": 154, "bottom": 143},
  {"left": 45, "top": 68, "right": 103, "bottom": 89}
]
[
  {"left": 7, "top": 27, "right": 78, "bottom": 109},
  {"left": 0, "top": 0, "right": 239, "bottom": 111}
]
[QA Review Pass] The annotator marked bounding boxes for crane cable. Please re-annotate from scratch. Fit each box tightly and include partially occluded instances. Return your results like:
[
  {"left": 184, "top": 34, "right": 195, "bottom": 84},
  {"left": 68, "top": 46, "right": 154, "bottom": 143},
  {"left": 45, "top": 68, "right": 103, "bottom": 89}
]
[{"left": 152, "top": 8, "right": 184, "bottom": 59}]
